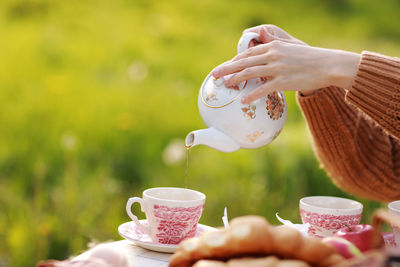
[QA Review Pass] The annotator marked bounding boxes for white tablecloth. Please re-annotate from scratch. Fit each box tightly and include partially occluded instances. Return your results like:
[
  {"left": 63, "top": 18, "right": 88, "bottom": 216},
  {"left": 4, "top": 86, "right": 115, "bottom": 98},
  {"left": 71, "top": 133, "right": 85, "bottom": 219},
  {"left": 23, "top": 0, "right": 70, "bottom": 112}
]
[{"left": 74, "top": 240, "right": 171, "bottom": 267}]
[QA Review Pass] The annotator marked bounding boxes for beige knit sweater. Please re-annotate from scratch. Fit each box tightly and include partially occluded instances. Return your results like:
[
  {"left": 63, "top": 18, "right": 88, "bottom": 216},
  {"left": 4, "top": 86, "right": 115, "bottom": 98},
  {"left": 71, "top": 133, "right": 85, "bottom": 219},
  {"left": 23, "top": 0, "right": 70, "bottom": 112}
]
[{"left": 297, "top": 51, "right": 400, "bottom": 202}]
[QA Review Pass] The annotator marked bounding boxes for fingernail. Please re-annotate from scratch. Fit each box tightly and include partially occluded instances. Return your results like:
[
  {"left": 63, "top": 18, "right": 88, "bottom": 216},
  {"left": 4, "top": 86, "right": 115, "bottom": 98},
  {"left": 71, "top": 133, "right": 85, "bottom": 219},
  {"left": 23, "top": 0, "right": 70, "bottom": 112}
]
[{"left": 241, "top": 97, "right": 246, "bottom": 104}]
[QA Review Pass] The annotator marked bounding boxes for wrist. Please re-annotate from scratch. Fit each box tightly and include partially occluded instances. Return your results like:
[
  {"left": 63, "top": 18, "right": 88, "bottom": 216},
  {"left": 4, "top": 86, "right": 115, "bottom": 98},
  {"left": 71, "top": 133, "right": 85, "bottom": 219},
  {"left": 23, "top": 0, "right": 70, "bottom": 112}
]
[{"left": 326, "top": 50, "right": 361, "bottom": 89}]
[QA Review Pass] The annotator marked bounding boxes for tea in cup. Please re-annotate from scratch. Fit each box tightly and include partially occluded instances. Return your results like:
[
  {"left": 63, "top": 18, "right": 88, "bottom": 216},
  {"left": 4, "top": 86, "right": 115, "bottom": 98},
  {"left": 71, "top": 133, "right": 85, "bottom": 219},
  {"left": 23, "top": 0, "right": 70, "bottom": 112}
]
[
  {"left": 126, "top": 187, "right": 205, "bottom": 244},
  {"left": 299, "top": 196, "right": 363, "bottom": 237},
  {"left": 388, "top": 200, "right": 400, "bottom": 247}
]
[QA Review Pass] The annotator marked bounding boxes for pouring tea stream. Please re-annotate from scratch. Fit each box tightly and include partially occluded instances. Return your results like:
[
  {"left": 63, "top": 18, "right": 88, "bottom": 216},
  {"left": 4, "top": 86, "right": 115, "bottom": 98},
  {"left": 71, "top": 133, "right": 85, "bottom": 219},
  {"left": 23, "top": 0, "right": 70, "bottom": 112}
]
[{"left": 185, "top": 32, "right": 287, "bottom": 152}]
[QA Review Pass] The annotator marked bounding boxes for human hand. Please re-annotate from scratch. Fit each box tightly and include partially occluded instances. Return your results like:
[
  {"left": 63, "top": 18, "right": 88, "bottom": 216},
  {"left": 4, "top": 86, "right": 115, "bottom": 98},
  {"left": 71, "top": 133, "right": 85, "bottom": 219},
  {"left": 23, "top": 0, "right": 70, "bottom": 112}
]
[
  {"left": 243, "top": 24, "right": 307, "bottom": 46},
  {"left": 241, "top": 24, "right": 316, "bottom": 97},
  {"left": 212, "top": 36, "right": 360, "bottom": 104}
]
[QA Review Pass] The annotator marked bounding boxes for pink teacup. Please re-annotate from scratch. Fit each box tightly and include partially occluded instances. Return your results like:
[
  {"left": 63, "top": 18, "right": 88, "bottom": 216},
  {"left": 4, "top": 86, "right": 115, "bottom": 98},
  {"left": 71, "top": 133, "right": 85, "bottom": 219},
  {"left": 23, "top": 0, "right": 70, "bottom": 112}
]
[
  {"left": 300, "top": 196, "right": 363, "bottom": 238},
  {"left": 126, "top": 187, "right": 205, "bottom": 245}
]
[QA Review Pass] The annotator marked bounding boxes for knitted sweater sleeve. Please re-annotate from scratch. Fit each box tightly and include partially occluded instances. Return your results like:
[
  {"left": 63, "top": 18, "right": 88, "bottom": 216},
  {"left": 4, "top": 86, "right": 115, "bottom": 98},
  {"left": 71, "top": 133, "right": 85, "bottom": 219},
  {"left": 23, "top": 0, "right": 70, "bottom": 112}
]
[{"left": 296, "top": 51, "right": 400, "bottom": 202}]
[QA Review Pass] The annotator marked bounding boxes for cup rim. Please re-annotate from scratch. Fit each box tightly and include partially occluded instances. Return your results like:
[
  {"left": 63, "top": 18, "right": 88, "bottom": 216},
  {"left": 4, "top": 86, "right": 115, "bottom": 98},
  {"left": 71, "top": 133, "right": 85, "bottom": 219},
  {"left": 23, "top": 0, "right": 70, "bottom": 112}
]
[
  {"left": 300, "top": 196, "right": 363, "bottom": 212},
  {"left": 388, "top": 200, "right": 400, "bottom": 212},
  {"left": 143, "top": 187, "right": 206, "bottom": 204}
]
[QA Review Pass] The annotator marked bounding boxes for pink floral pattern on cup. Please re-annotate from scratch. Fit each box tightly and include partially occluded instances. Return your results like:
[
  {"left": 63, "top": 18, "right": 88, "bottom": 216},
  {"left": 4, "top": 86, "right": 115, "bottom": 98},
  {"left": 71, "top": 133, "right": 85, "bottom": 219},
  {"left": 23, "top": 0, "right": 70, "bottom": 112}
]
[
  {"left": 300, "top": 209, "right": 362, "bottom": 238},
  {"left": 388, "top": 200, "right": 400, "bottom": 248},
  {"left": 382, "top": 232, "right": 397, "bottom": 247},
  {"left": 153, "top": 204, "right": 204, "bottom": 244}
]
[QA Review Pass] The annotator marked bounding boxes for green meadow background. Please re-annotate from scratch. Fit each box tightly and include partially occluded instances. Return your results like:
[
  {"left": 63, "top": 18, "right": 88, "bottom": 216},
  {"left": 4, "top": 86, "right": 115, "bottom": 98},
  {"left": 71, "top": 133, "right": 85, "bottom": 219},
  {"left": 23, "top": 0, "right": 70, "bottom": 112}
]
[{"left": 0, "top": 0, "right": 399, "bottom": 266}]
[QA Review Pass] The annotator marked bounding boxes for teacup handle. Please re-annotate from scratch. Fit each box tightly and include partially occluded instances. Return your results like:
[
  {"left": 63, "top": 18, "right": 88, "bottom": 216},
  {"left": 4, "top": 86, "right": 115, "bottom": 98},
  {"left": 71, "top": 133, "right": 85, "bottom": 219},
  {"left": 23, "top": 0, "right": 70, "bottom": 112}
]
[
  {"left": 126, "top": 197, "right": 150, "bottom": 235},
  {"left": 237, "top": 32, "right": 260, "bottom": 54}
]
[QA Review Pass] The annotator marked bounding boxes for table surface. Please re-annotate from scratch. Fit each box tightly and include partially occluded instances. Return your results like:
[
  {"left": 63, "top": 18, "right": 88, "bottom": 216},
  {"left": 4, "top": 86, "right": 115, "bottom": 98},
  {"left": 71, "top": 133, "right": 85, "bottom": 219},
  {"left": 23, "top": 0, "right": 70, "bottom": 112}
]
[{"left": 74, "top": 240, "right": 172, "bottom": 267}]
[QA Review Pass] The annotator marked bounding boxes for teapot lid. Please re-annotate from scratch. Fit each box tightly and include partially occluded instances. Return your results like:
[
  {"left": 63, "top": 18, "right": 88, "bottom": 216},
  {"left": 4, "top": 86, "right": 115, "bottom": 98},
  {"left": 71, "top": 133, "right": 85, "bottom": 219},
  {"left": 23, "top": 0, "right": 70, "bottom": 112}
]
[{"left": 200, "top": 73, "right": 246, "bottom": 108}]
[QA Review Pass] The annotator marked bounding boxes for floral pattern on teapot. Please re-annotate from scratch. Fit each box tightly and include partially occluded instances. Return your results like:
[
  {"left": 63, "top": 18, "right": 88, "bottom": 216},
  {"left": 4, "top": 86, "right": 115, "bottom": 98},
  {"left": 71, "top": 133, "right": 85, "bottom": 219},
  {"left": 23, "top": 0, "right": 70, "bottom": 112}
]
[
  {"left": 185, "top": 32, "right": 287, "bottom": 153},
  {"left": 246, "top": 130, "right": 264, "bottom": 143},
  {"left": 205, "top": 92, "right": 217, "bottom": 102},
  {"left": 241, "top": 103, "right": 257, "bottom": 120},
  {"left": 266, "top": 92, "right": 285, "bottom": 120}
]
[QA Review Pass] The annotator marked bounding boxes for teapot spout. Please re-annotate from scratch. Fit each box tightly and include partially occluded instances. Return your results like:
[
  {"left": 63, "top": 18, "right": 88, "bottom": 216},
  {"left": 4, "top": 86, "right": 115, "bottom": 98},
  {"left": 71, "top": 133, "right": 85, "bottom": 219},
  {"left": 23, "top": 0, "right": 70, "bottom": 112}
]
[{"left": 185, "top": 127, "right": 240, "bottom": 153}]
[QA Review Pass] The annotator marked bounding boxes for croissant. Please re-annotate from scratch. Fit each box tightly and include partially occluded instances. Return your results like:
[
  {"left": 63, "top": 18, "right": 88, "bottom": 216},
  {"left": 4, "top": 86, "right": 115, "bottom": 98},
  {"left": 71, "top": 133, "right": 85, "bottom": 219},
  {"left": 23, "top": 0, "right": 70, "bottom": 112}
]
[
  {"left": 193, "top": 256, "right": 311, "bottom": 267},
  {"left": 169, "top": 216, "right": 344, "bottom": 267}
]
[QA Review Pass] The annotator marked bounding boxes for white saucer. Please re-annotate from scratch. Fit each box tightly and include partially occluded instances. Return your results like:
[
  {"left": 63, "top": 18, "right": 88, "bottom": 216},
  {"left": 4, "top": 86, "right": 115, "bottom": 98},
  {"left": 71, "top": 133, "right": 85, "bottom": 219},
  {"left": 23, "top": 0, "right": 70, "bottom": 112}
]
[{"left": 118, "top": 220, "right": 216, "bottom": 253}]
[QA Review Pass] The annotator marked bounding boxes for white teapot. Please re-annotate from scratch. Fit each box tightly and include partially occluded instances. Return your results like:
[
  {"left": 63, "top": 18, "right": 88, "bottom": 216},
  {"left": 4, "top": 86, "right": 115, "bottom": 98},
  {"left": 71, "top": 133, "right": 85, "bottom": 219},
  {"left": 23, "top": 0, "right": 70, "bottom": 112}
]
[{"left": 185, "top": 32, "right": 287, "bottom": 152}]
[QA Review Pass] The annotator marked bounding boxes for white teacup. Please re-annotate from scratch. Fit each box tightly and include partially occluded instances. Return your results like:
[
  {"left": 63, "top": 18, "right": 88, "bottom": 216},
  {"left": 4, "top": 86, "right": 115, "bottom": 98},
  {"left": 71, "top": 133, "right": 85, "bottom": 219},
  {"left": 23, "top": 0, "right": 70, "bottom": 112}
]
[
  {"left": 300, "top": 196, "right": 363, "bottom": 238},
  {"left": 388, "top": 200, "right": 400, "bottom": 247},
  {"left": 126, "top": 187, "right": 205, "bottom": 245}
]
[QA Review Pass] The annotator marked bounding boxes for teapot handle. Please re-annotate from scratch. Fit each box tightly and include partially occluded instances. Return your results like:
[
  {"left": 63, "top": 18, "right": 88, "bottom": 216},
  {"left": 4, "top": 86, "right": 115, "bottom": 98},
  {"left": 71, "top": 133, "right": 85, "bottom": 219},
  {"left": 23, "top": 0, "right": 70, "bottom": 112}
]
[{"left": 237, "top": 32, "right": 260, "bottom": 54}]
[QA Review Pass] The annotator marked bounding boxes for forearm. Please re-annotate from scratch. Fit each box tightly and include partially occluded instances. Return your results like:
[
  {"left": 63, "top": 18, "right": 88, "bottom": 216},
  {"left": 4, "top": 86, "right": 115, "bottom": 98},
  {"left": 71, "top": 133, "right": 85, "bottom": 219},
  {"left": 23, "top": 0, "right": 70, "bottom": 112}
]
[
  {"left": 325, "top": 49, "right": 360, "bottom": 89},
  {"left": 300, "top": 49, "right": 360, "bottom": 96}
]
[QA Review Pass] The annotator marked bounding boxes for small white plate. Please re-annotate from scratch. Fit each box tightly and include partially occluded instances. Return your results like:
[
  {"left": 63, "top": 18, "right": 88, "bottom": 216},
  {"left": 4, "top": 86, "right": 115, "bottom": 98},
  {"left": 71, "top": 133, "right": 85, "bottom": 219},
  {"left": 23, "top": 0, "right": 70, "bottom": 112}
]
[{"left": 118, "top": 220, "right": 216, "bottom": 253}]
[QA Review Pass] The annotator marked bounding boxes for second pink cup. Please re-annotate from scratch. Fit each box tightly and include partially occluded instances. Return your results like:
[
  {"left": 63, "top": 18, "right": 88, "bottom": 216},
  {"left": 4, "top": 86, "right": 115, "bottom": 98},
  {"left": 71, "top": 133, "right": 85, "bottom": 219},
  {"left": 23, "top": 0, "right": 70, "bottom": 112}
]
[{"left": 300, "top": 196, "right": 363, "bottom": 238}]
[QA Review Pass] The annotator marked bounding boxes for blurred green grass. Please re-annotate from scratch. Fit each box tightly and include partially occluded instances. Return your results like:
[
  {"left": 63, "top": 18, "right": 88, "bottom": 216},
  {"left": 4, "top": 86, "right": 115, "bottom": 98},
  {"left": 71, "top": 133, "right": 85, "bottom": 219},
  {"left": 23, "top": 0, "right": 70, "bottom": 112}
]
[{"left": 0, "top": 0, "right": 399, "bottom": 266}]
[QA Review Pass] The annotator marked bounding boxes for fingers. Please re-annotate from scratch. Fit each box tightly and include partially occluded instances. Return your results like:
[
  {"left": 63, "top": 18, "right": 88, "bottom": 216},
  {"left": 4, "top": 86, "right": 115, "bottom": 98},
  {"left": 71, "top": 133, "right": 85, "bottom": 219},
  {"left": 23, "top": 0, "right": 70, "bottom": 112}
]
[
  {"left": 224, "top": 65, "right": 273, "bottom": 87},
  {"left": 212, "top": 44, "right": 273, "bottom": 78},
  {"left": 241, "top": 80, "right": 279, "bottom": 104},
  {"left": 258, "top": 26, "right": 293, "bottom": 44},
  {"left": 212, "top": 54, "right": 270, "bottom": 78},
  {"left": 248, "top": 39, "right": 263, "bottom": 48},
  {"left": 233, "top": 41, "right": 277, "bottom": 61},
  {"left": 245, "top": 24, "right": 308, "bottom": 46},
  {"left": 243, "top": 24, "right": 273, "bottom": 36},
  {"left": 259, "top": 26, "right": 276, "bottom": 44},
  {"left": 243, "top": 25, "right": 266, "bottom": 35},
  {"left": 259, "top": 27, "right": 298, "bottom": 44},
  {"left": 244, "top": 25, "right": 279, "bottom": 43}
]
